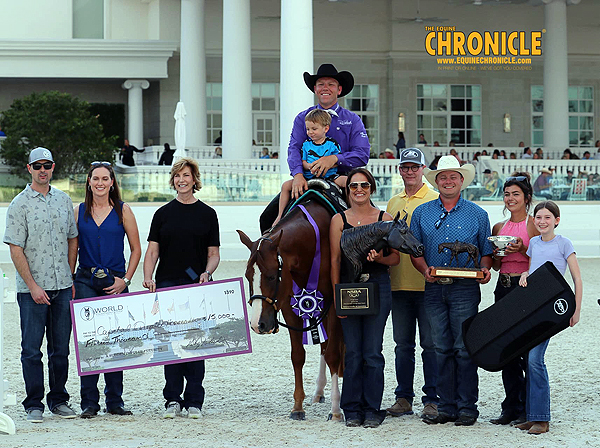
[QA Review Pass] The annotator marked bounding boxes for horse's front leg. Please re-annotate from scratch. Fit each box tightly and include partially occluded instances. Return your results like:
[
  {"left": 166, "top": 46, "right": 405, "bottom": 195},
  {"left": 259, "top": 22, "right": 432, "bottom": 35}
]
[
  {"left": 328, "top": 370, "right": 343, "bottom": 422},
  {"left": 289, "top": 330, "right": 307, "bottom": 420},
  {"left": 311, "top": 354, "right": 327, "bottom": 404}
]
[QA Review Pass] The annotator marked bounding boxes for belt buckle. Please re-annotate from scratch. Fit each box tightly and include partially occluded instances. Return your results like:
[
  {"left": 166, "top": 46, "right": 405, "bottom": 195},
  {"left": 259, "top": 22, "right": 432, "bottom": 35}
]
[
  {"left": 437, "top": 277, "right": 454, "bottom": 285},
  {"left": 500, "top": 274, "right": 511, "bottom": 288}
]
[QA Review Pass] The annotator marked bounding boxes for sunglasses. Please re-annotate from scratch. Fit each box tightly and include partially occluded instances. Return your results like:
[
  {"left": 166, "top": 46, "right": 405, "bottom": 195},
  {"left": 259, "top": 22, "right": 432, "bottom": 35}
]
[
  {"left": 399, "top": 165, "right": 422, "bottom": 173},
  {"left": 348, "top": 182, "right": 371, "bottom": 191},
  {"left": 30, "top": 162, "right": 53, "bottom": 170},
  {"left": 504, "top": 175, "right": 528, "bottom": 183},
  {"left": 91, "top": 161, "right": 112, "bottom": 167}
]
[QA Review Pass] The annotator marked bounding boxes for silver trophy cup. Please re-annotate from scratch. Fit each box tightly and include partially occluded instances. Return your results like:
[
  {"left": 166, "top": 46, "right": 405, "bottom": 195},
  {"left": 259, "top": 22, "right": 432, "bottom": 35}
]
[{"left": 488, "top": 235, "right": 518, "bottom": 257}]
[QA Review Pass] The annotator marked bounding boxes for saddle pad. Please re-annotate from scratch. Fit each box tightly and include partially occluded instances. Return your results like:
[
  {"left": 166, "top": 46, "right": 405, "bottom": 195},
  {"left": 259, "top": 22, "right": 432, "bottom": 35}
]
[{"left": 462, "top": 261, "right": 575, "bottom": 372}]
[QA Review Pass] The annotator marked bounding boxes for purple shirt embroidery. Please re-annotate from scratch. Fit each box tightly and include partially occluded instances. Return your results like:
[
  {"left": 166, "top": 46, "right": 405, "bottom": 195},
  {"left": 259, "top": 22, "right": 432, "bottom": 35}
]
[{"left": 286, "top": 103, "right": 370, "bottom": 177}]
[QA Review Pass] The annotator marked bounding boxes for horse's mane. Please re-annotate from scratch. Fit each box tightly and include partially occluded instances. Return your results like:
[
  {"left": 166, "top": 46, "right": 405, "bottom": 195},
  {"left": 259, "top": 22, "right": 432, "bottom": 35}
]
[{"left": 340, "top": 221, "right": 391, "bottom": 283}]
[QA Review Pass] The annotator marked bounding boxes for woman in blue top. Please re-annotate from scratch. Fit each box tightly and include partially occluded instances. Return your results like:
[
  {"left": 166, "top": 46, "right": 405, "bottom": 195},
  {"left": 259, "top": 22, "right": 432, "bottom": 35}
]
[{"left": 74, "top": 162, "right": 141, "bottom": 418}]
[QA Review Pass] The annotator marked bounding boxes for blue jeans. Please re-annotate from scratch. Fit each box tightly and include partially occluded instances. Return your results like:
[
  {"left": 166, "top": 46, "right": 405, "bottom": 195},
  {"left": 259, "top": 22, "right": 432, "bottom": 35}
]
[
  {"left": 493, "top": 277, "right": 527, "bottom": 416},
  {"left": 391, "top": 290, "right": 438, "bottom": 405},
  {"left": 424, "top": 279, "right": 480, "bottom": 418},
  {"left": 157, "top": 278, "right": 205, "bottom": 410},
  {"left": 17, "top": 287, "right": 73, "bottom": 412},
  {"left": 340, "top": 271, "right": 392, "bottom": 422},
  {"left": 74, "top": 268, "right": 127, "bottom": 412},
  {"left": 527, "top": 339, "right": 551, "bottom": 421}
]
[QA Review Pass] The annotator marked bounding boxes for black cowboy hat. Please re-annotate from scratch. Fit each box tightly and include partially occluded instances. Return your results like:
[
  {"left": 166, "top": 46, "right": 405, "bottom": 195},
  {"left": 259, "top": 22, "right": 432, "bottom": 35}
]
[{"left": 303, "top": 63, "right": 354, "bottom": 98}]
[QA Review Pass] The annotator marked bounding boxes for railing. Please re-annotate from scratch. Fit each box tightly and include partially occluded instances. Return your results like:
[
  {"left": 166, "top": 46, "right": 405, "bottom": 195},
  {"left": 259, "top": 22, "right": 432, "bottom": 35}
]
[
  {"left": 480, "top": 158, "right": 600, "bottom": 178},
  {"left": 421, "top": 146, "right": 591, "bottom": 163},
  {"left": 132, "top": 145, "right": 277, "bottom": 165}
]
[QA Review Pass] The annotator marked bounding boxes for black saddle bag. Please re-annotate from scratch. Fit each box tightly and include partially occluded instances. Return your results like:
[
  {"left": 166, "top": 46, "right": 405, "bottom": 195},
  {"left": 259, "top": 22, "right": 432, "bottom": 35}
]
[{"left": 463, "top": 261, "right": 575, "bottom": 372}]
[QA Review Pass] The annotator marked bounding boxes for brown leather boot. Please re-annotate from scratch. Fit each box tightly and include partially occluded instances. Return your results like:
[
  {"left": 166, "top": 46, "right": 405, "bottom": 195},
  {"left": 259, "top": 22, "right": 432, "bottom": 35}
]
[
  {"left": 528, "top": 421, "right": 549, "bottom": 434},
  {"left": 515, "top": 421, "right": 534, "bottom": 431}
]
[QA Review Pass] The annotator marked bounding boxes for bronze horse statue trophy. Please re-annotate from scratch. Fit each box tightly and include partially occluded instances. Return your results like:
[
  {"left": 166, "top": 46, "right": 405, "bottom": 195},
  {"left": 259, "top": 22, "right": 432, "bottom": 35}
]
[
  {"left": 238, "top": 199, "right": 425, "bottom": 422},
  {"left": 438, "top": 240, "right": 480, "bottom": 268}
]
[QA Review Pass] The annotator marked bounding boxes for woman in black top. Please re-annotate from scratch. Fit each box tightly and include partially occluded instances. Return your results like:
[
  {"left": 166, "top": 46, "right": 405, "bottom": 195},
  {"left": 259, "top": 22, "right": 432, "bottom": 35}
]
[
  {"left": 142, "top": 157, "right": 220, "bottom": 419},
  {"left": 330, "top": 168, "right": 399, "bottom": 428}
]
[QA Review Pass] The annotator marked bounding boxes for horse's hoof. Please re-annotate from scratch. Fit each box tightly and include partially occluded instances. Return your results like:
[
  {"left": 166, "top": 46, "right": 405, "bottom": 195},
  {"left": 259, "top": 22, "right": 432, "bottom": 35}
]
[
  {"left": 311, "top": 395, "right": 325, "bottom": 404},
  {"left": 327, "top": 413, "right": 344, "bottom": 422},
  {"left": 290, "top": 411, "right": 306, "bottom": 420}
]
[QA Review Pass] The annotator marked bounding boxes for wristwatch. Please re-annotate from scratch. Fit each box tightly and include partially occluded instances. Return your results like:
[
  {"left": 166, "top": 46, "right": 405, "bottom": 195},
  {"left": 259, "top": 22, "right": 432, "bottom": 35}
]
[
  {"left": 203, "top": 270, "right": 213, "bottom": 281},
  {"left": 123, "top": 277, "right": 131, "bottom": 287}
]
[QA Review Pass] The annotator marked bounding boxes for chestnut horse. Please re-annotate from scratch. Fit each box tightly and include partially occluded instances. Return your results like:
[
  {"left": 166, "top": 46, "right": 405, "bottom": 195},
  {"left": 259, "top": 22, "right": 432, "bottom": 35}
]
[{"left": 238, "top": 200, "right": 344, "bottom": 421}]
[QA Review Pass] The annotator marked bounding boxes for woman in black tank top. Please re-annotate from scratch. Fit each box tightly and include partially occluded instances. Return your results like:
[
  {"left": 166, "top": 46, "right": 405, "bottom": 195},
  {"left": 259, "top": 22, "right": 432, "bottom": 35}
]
[{"left": 330, "top": 168, "right": 400, "bottom": 428}]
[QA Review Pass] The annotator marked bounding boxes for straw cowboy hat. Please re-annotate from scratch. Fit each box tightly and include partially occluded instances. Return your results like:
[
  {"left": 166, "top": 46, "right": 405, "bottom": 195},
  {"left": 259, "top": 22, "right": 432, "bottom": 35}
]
[
  {"left": 539, "top": 168, "right": 552, "bottom": 174},
  {"left": 423, "top": 155, "right": 476, "bottom": 190},
  {"left": 303, "top": 64, "right": 354, "bottom": 97}
]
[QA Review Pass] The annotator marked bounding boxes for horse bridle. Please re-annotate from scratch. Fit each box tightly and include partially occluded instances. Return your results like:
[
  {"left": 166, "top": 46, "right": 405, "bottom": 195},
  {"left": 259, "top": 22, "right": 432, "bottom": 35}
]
[{"left": 247, "top": 236, "right": 332, "bottom": 334}]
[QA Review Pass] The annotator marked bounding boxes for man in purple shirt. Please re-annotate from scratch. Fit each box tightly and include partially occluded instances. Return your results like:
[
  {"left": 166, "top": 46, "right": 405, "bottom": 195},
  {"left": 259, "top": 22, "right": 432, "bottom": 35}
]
[{"left": 260, "top": 64, "right": 370, "bottom": 232}]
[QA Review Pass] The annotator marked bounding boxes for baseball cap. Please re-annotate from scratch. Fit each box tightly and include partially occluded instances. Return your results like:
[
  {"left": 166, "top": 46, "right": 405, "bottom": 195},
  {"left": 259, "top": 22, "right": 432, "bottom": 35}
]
[
  {"left": 29, "top": 147, "right": 54, "bottom": 164},
  {"left": 399, "top": 148, "right": 425, "bottom": 165}
]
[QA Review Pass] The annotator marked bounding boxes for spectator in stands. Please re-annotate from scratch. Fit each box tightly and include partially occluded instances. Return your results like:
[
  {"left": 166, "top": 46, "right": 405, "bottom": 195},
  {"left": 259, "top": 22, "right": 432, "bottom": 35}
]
[
  {"left": 481, "top": 149, "right": 488, "bottom": 156},
  {"left": 500, "top": 150, "right": 507, "bottom": 159},
  {"left": 378, "top": 152, "right": 386, "bottom": 159},
  {"left": 582, "top": 151, "right": 591, "bottom": 160},
  {"left": 449, "top": 148, "right": 464, "bottom": 165},
  {"left": 492, "top": 150, "right": 500, "bottom": 159},
  {"left": 0, "top": 126, "right": 5, "bottom": 137},
  {"left": 564, "top": 148, "right": 579, "bottom": 160},
  {"left": 483, "top": 169, "right": 500, "bottom": 197},
  {"left": 565, "top": 170, "right": 574, "bottom": 185},
  {"left": 271, "top": 152, "right": 279, "bottom": 159},
  {"left": 214, "top": 131, "right": 222, "bottom": 144},
  {"left": 522, "top": 147, "right": 532, "bottom": 159},
  {"left": 418, "top": 134, "right": 427, "bottom": 145},
  {"left": 158, "top": 143, "right": 175, "bottom": 166},
  {"left": 510, "top": 153, "right": 517, "bottom": 159},
  {"left": 429, "top": 155, "right": 441, "bottom": 170},
  {"left": 533, "top": 153, "right": 540, "bottom": 159},
  {"left": 213, "top": 147, "right": 222, "bottom": 158},
  {"left": 533, "top": 168, "right": 553, "bottom": 199},
  {"left": 535, "top": 148, "right": 544, "bottom": 159},
  {"left": 433, "top": 141, "right": 440, "bottom": 147},
  {"left": 595, "top": 141, "right": 600, "bottom": 159},
  {"left": 385, "top": 148, "right": 396, "bottom": 159},
  {"left": 120, "top": 139, "right": 145, "bottom": 167},
  {"left": 518, "top": 141, "right": 525, "bottom": 147},
  {"left": 487, "top": 143, "right": 494, "bottom": 147},
  {"left": 395, "top": 132, "right": 406, "bottom": 158},
  {"left": 472, "top": 152, "right": 481, "bottom": 164},
  {"left": 448, "top": 141, "right": 456, "bottom": 147},
  {"left": 260, "top": 148, "right": 270, "bottom": 159}
]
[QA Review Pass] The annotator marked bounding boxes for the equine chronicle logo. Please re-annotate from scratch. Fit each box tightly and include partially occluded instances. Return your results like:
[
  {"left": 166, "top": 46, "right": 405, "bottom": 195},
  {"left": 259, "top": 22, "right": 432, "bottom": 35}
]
[
  {"left": 554, "top": 298, "right": 568, "bottom": 315},
  {"left": 81, "top": 306, "right": 95, "bottom": 321},
  {"left": 424, "top": 26, "right": 544, "bottom": 71}
]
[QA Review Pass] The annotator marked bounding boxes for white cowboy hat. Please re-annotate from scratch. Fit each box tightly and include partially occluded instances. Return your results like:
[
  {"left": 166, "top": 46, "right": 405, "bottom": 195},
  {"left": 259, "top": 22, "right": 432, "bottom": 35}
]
[{"left": 423, "top": 155, "right": 475, "bottom": 190}]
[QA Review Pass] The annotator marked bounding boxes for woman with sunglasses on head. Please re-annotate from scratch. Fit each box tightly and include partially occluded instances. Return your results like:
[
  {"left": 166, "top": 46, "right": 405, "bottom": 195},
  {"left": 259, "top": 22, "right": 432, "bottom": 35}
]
[
  {"left": 488, "top": 172, "right": 539, "bottom": 427},
  {"left": 142, "top": 157, "right": 220, "bottom": 419},
  {"left": 74, "top": 161, "right": 142, "bottom": 418},
  {"left": 330, "top": 168, "right": 400, "bottom": 428}
]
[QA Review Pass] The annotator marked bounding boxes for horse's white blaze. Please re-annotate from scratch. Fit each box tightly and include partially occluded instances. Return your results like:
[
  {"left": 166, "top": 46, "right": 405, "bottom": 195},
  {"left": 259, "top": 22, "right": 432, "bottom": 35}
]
[
  {"left": 330, "top": 373, "right": 341, "bottom": 415},
  {"left": 250, "top": 300, "right": 262, "bottom": 333}
]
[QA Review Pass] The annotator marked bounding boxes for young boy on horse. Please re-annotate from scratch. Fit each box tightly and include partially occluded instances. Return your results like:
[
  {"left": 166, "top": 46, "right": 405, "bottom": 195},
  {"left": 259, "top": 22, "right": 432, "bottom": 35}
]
[{"left": 273, "top": 109, "right": 346, "bottom": 225}]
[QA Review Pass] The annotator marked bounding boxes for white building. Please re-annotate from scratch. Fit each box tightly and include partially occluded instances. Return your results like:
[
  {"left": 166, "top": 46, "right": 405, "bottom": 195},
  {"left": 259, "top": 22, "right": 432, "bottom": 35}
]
[{"left": 1, "top": 0, "right": 598, "bottom": 159}]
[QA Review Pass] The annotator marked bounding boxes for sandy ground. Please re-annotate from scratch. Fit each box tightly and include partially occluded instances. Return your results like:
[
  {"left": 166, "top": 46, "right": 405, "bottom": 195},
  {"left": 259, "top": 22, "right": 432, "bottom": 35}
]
[{"left": 1, "top": 259, "right": 599, "bottom": 448}]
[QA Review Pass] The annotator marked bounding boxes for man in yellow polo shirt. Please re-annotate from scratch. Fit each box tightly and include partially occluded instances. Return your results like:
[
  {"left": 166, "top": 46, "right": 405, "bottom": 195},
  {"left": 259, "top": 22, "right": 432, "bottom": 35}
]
[{"left": 385, "top": 148, "right": 439, "bottom": 419}]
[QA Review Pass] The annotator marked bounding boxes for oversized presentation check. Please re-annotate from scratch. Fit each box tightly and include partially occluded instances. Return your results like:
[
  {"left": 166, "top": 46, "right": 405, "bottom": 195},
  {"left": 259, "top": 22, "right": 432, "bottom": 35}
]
[{"left": 71, "top": 277, "right": 252, "bottom": 376}]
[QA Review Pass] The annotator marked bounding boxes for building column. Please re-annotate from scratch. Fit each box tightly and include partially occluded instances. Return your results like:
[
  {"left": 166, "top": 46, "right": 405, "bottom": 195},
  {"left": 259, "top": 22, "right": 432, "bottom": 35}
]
[
  {"left": 180, "top": 0, "right": 206, "bottom": 149},
  {"left": 543, "top": 0, "right": 580, "bottom": 152},
  {"left": 122, "top": 79, "right": 150, "bottom": 148},
  {"left": 279, "top": 0, "right": 314, "bottom": 176},
  {"left": 222, "top": 0, "right": 252, "bottom": 159}
]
